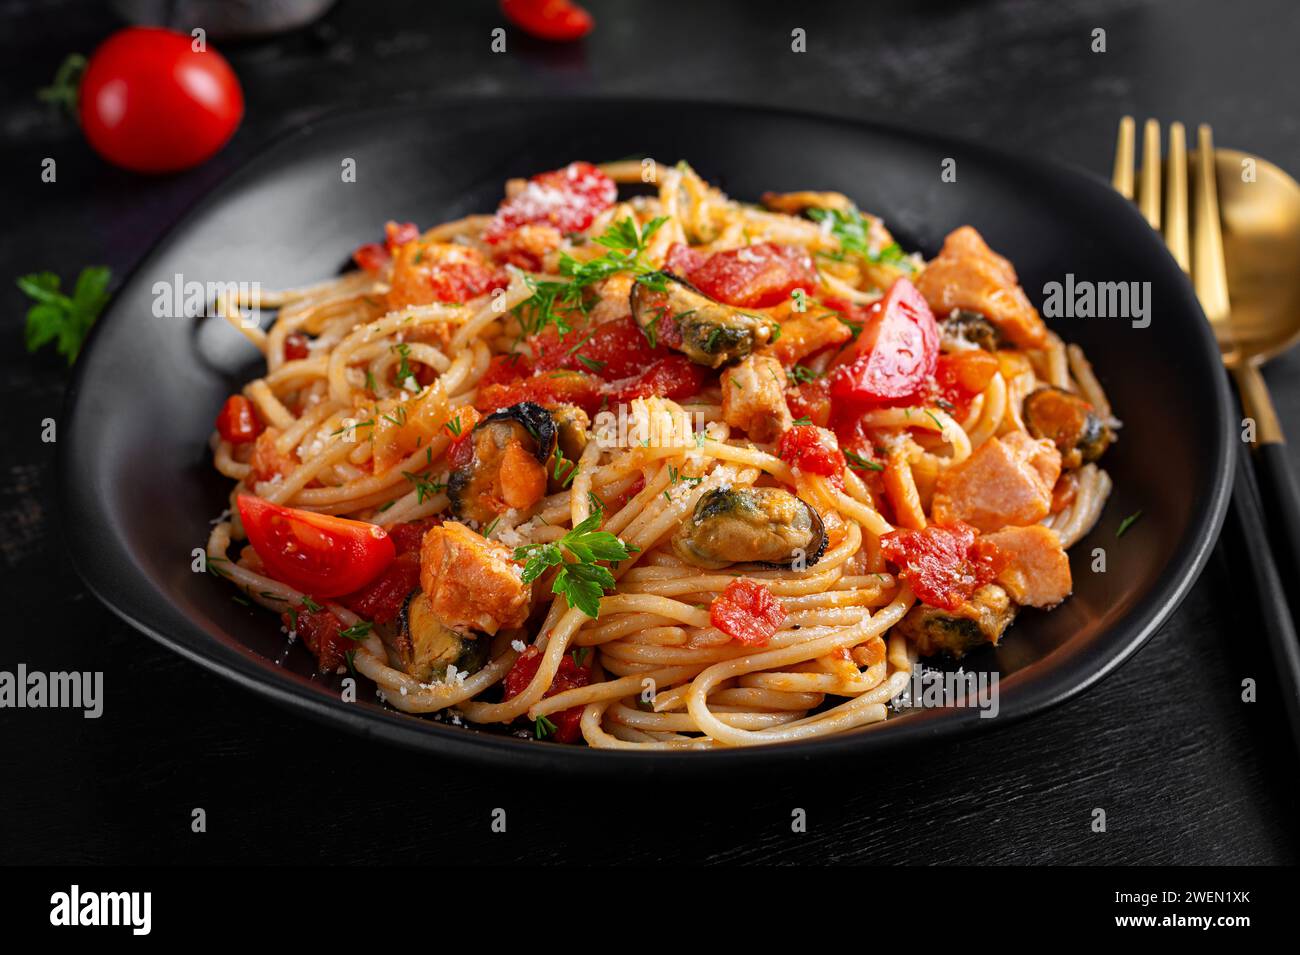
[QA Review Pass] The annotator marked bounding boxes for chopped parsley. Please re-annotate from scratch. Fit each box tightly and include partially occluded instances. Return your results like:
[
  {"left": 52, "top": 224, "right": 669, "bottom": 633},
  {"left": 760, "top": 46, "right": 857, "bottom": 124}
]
[
  {"left": 402, "top": 470, "right": 446, "bottom": 504},
  {"left": 1116, "top": 510, "right": 1143, "bottom": 538},
  {"left": 514, "top": 216, "right": 670, "bottom": 336},
  {"left": 391, "top": 342, "right": 416, "bottom": 387},
  {"left": 787, "top": 363, "right": 821, "bottom": 386},
  {"left": 339, "top": 621, "right": 373, "bottom": 642},
  {"left": 808, "top": 206, "right": 913, "bottom": 271},
  {"left": 844, "top": 449, "right": 884, "bottom": 472}
]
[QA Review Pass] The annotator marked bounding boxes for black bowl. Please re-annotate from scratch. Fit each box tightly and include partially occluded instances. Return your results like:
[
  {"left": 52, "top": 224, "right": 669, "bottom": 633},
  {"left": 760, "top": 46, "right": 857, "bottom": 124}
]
[{"left": 59, "top": 99, "right": 1233, "bottom": 772}]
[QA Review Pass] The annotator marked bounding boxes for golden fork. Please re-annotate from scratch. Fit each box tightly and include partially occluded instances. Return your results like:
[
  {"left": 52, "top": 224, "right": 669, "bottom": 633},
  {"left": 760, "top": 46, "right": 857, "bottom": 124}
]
[{"left": 1112, "top": 117, "right": 1300, "bottom": 741}]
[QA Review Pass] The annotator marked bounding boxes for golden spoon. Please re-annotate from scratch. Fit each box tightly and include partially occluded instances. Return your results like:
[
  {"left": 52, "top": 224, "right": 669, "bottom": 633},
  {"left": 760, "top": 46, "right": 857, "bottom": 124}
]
[{"left": 1208, "top": 140, "right": 1300, "bottom": 593}]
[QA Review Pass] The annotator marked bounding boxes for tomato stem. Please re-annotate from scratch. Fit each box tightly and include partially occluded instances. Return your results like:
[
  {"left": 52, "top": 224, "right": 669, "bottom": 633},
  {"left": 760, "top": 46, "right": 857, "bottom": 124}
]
[{"left": 38, "top": 53, "right": 86, "bottom": 114}]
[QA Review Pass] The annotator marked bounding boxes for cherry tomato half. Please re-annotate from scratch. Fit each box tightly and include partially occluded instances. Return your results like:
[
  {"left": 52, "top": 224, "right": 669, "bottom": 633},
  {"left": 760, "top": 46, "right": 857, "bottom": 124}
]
[
  {"left": 215, "top": 395, "right": 262, "bottom": 444},
  {"left": 237, "top": 495, "right": 395, "bottom": 598},
  {"left": 77, "top": 27, "right": 243, "bottom": 174}
]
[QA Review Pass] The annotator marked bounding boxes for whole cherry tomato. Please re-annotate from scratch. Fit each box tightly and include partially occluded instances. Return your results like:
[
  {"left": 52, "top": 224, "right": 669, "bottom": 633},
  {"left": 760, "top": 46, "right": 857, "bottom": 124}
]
[
  {"left": 74, "top": 27, "right": 243, "bottom": 173},
  {"left": 501, "top": 0, "right": 594, "bottom": 42},
  {"left": 237, "top": 495, "right": 395, "bottom": 598}
]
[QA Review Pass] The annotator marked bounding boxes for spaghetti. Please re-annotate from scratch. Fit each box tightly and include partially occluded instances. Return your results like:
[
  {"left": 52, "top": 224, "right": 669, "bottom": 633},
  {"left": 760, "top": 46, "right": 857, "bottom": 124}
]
[{"left": 205, "top": 159, "right": 1116, "bottom": 748}]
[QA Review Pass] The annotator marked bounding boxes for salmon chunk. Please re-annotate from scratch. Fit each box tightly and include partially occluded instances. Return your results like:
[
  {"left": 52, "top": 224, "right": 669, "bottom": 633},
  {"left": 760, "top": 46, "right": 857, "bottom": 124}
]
[
  {"left": 420, "top": 521, "right": 531, "bottom": 634},
  {"left": 761, "top": 310, "right": 852, "bottom": 366},
  {"left": 915, "top": 226, "right": 1049, "bottom": 349},
  {"left": 932, "top": 432, "right": 1061, "bottom": 532},
  {"left": 983, "top": 524, "right": 1073, "bottom": 608},
  {"left": 721, "top": 354, "right": 793, "bottom": 442}
]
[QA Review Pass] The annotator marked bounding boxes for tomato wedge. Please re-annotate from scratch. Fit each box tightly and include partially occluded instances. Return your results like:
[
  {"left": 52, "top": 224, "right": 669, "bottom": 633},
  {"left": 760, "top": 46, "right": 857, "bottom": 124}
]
[
  {"left": 830, "top": 277, "right": 939, "bottom": 409},
  {"left": 237, "top": 495, "right": 395, "bottom": 598}
]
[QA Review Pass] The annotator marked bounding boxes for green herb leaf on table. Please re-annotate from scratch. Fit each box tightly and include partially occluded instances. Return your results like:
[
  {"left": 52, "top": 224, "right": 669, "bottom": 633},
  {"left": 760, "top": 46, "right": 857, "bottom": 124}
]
[{"left": 18, "top": 266, "right": 113, "bottom": 365}]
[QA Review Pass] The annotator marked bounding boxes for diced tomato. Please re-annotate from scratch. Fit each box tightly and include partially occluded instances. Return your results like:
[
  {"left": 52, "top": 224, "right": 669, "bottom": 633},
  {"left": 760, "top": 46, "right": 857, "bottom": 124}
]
[
  {"left": 387, "top": 221, "right": 420, "bottom": 247},
  {"left": 710, "top": 578, "right": 787, "bottom": 647},
  {"left": 684, "top": 242, "right": 817, "bottom": 308},
  {"left": 216, "top": 394, "right": 263, "bottom": 444},
  {"left": 386, "top": 518, "right": 443, "bottom": 555},
  {"left": 485, "top": 161, "right": 616, "bottom": 242},
  {"left": 474, "top": 371, "right": 604, "bottom": 417},
  {"left": 337, "top": 551, "right": 421, "bottom": 625},
  {"left": 237, "top": 495, "right": 396, "bottom": 598},
  {"left": 830, "top": 277, "right": 939, "bottom": 409},
  {"left": 352, "top": 242, "right": 388, "bottom": 273},
  {"left": 440, "top": 407, "right": 483, "bottom": 471},
  {"left": 777, "top": 425, "right": 846, "bottom": 487},
  {"left": 501, "top": 0, "right": 594, "bottom": 42},
  {"left": 281, "top": 607, "right": 351, "bottom": 672},
  {"left": 248, "top": 428, "right": 296, "bottom": 483},
  {"left": 880, "top": 521, "right": 1006, "bottom": 612},
  {"left": 447, "top": 431, "right": 475, "bottom": 470},
  {"left": 607, "top": 355, "right": 705, "bottom": 403},
  {"left": 503, "top": 645, "right": 593, "bottom": 743},
  {"left": 480, "top": 352, "right": 534, "bottom": 387},
  {"left": 933, "top": 349, "right": 999, "bottom": 416},
  {"left": 283, "top": 332, "right": 311, "bottom": 362},
  {"left": 388, "top": 240, "right": 498, "bottom": 310},
  {"left": 540, "top": 316, "right": 665, "bottom": 379},
  {"left": 351, "top": 220, "right": 420, "bottom": 272},
  {"left": 786, "top": 376, "right": 833, "bottom": 428}
]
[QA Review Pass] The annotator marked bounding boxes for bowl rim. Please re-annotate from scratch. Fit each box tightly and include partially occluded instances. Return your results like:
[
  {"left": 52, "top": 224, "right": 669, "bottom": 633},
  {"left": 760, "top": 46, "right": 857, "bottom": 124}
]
[{"left": 57, "top": 96, "right": 1235, "bottom": 774}]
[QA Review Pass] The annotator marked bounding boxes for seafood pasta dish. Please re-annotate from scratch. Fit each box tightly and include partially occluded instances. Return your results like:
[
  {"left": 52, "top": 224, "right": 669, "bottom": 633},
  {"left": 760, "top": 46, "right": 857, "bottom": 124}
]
[{"left": 204, "top": 159, "right": 1116, "bottom": 749}]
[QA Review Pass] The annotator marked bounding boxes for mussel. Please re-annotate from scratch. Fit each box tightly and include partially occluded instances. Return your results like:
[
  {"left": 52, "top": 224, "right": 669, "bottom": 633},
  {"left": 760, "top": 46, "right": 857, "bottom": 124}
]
[
  {"left": 448, "top": 402, "right": 558, "bottom": 524},
  {"left": 377, "top": 591, "right": 491, "bottom": 684},
  {"left": 630, "top": 272, "right": 771, "bottom": 369},
  {"left": 672, "top": 486, "right": 826, "bottom": 570},
  {"left": 1022, "top": 386, "right": 1111, "bottom": 469},
  {"left": 894, "top": 584, "right": 1016, "bottom": 658},
  {"left": 939, "top": 309, "right": 1001, "bottom": 352},
  {"left": 549, "top": 403, "right": 590, "bottom": 468}
]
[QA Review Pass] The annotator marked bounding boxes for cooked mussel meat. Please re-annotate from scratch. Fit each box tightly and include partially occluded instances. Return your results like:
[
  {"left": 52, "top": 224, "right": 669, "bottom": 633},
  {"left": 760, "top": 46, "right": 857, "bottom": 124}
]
[
  {"left": 939, "top": 309, "right": 1001, "bottom": 352},
  {"left": 630, "top": 272, "right": 771, "bottom": 369},
  {"left": 448, "top": 402, "right": 557, "bottom": 524},
  {"left": 894, "top": 584, "right": 1016, "bottom": 658},
  {"left": 672, "top": 486, "right": 826, "bottom": 570},
  {"left": 377, "top": 590, "right": 491, "bottom": 683},
  {"left": 550, "top": 403, "right": 590, "bottom": 468},
  {"left": 1022, "top": 386, "right": 1111, "bottom": 469}
]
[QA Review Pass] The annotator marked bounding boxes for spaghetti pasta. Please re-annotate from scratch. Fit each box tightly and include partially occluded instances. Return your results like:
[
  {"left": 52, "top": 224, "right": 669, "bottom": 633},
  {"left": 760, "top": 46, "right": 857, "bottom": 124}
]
[{"left": 204, "top": 159, "right": 1116, "bottom": 748}]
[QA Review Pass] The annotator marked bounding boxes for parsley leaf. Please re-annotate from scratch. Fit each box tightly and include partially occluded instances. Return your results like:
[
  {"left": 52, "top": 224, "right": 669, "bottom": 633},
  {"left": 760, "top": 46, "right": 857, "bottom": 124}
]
[
  {"left": 19, "top": 266, "right": 112, "bottom": 364},
  {"left": 512, "top": 511, "right": 637, "bottom": 618},
  {"left": 515, "top": 216, "right": 670, "bottom": 337}
]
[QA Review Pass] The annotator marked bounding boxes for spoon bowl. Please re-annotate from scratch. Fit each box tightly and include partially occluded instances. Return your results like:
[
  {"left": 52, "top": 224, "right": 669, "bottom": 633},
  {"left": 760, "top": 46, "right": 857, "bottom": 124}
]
[{"left": 1216, "top": 148, "right": 1300, "bottom": 365}]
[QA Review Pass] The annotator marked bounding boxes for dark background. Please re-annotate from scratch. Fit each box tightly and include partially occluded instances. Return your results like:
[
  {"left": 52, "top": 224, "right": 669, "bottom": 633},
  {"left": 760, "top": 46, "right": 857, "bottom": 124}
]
[{"left": 2, "top": 0, "right": 1298, "bottom": 864}]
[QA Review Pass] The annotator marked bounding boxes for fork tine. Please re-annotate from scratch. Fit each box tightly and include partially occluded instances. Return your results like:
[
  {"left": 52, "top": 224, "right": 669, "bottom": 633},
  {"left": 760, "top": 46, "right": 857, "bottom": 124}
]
[
  {"left": 1164, "top": 122, "right": 1190, "bottom": 272},
  {"left": 1111, "top": 116, "right": 1135, "bottom": 198},
  {"left": 1138, "top": 118, "right": 1162, "bottom": 229},
  {"left": 1191, "top": 124, "right": 1231, "bottom": 327}
]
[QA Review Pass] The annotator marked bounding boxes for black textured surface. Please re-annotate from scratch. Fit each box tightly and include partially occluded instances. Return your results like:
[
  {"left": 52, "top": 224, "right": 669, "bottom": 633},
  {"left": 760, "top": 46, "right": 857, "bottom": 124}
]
[{"left": 2, "top": 0, "right": 1298, "bottom": 864}]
